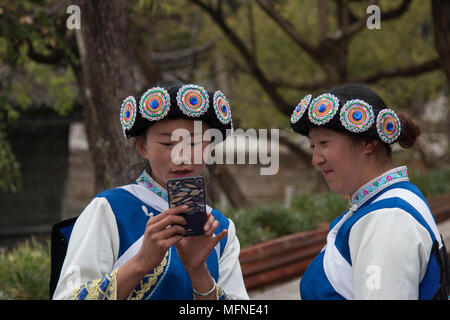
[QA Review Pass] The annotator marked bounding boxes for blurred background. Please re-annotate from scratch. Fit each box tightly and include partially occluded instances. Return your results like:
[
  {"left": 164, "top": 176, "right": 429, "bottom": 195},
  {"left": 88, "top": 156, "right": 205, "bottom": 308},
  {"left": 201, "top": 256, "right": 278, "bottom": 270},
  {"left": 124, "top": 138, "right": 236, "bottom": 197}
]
[{"left": 0, "top": 0, "right": 449, "bottom": 299}]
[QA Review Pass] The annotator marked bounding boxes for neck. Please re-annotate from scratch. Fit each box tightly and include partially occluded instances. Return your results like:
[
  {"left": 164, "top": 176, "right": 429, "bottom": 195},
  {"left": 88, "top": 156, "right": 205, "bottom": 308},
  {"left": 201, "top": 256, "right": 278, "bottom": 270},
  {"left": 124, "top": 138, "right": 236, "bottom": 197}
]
[
  {"left": 350, "top": 165, "right": 409, "bottom": 207},
  {"left": 350, "top": 158, "right": 394, "bottom": 197}
]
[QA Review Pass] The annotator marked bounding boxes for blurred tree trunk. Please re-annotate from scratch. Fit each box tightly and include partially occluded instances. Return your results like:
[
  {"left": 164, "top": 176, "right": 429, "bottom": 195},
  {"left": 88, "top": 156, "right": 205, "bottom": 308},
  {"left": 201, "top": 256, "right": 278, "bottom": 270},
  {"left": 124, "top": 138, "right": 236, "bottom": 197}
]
[
  {"left": 431, "top": 0, "right": 450, "bottom": 86},
  {"left": 431, "top": 0, "right": 450, "bottom": 161},
  {"left": 73, "top": 0, "right": 161, "bottom": 191}
]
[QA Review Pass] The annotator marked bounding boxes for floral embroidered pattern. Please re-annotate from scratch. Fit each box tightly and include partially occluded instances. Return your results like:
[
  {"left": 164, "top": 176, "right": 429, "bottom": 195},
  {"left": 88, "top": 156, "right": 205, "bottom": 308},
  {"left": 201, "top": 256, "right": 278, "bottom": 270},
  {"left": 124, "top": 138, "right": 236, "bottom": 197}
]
[
  {"left": 351, "top": 166, "right": 409, "bottom": 207},
  {"left": 136, "top": 171, "right": 168, "bottom": 201},
  {"left": 74, "top": 268, "right": 118, "bottom": 300}
]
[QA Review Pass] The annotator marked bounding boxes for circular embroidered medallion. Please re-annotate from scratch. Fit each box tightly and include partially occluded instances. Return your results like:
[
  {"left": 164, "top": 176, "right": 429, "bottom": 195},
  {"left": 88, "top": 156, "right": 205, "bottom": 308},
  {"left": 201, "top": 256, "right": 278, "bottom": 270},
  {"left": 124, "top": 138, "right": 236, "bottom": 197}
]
[
  {"left": 376, "top": 109, "right": 401, "bottom": 143},
  {"left": 139, "top": 87, "right": 171, "bottom": 121},
  {"left": 308, "top": 93, "right": 339, "bottom": 125},
  {"left": 120, "top": 96, "right": 137, "bottom": 131},
  {"left": 291, "top": 94, "right": 312, "bottom": 124},
  {"left": 176, "top": 84, "right": 209, "bottom": 117},
  {"left": 213, "top": 91, "right": 232, "bottom": 125},
  {"left": 339, "top": 99, "right": 375, "bottom": 133}
]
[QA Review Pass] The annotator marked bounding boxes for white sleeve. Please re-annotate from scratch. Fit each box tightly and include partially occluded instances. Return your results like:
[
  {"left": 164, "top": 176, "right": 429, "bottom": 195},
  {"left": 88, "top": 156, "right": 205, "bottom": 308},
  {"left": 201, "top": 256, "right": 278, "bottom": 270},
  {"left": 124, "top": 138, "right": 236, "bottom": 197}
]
[
  {"left": 52, "top": 197, "right": 120, "bottom": 300},
  {"left": 349, "top": 208, "right": 433, "bottom": 300},
  {"left": 217, "top": 219, "right": 250, "bottom": 300}
]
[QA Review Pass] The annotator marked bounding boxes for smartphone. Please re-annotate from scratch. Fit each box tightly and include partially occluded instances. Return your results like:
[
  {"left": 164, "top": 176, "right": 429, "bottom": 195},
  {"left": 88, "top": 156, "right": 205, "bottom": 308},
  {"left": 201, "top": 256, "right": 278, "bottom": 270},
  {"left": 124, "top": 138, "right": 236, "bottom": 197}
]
[{"left": 167, "top": 176, "right": 207, "bottom": 237}]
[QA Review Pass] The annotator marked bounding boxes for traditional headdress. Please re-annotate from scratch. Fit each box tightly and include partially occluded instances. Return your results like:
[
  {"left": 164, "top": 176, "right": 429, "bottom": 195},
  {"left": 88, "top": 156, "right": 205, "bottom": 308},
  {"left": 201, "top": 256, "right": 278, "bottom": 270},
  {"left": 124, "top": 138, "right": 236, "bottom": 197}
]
[
  {"left": 120, "top": 84, "right": 233, "bottom": 139},
  {"left": 290, "top": 84, "right": 401, "bottom": 144}
]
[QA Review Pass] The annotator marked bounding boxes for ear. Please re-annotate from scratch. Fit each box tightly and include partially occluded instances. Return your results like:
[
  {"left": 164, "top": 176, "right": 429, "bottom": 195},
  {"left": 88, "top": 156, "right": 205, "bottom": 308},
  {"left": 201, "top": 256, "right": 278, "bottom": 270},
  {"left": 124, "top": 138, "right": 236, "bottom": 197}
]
[
  {"left": 361, "top": 138, "right": 378, "bottom": 155},
  {"left": 135, "top": 137, "right": 148, "bottom": 157}
]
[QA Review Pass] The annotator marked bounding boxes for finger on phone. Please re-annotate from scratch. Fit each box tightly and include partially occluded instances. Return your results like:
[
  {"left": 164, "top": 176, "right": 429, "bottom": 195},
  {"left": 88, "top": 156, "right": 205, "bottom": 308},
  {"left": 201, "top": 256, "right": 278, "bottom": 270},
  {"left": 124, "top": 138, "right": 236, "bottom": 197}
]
[
  {"left": 166, "top": 205, "right": 189, "bottom": 215},
  {"left": 148, "top": 205, "right": 188, "bottom": 225},
  {"left": 160, "top": 224, "right": 186, "bottom": 238},
  {"left": 151, "top": 213, "right": 187, "bottom": 232}
]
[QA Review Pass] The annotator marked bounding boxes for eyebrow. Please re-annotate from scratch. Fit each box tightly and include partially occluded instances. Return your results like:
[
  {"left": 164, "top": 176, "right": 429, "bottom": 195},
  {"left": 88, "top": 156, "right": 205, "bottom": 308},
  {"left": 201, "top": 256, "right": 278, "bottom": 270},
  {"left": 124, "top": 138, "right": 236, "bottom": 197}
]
[{"left": 157, "top": 132, "right": 200, "bottom": 137}]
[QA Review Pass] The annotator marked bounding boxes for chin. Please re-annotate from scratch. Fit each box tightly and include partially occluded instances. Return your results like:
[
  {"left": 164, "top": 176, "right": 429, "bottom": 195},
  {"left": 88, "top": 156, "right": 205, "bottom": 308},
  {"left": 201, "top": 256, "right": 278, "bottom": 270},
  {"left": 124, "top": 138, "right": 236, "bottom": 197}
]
[{"left": 326, "top": 182, "right": 345, "bottom": 196}]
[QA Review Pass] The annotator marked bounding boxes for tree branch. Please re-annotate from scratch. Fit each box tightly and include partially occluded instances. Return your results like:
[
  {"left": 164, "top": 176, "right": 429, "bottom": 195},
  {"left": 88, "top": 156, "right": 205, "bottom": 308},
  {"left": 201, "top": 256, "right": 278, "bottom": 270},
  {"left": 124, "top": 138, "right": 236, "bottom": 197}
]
[
  {"left": 254, "top": 0, "right": 322, "bottom": 64},
  {"left": 271, "top": 78, "right": 329, "bottom": 91},
  {"left": 150, "top": 40, "right": 216, "bottom": 70},
  {"left": 349, "top": 57, "right": 441, "bottom": 83},
  {"left": 328, "top": 0, "right": 378, "bottom": 41},
  {"left": 26, "top": 39, "right": 64, "bottom": 65},
  {"left": 189, "top": 0, "right": 292, "bottom": 115},
  {"left": 271, "top": 57, "right": 441, "bottom": 91},
  {"left": 381, "top": 0, "right": 414, "bottom": 20}
]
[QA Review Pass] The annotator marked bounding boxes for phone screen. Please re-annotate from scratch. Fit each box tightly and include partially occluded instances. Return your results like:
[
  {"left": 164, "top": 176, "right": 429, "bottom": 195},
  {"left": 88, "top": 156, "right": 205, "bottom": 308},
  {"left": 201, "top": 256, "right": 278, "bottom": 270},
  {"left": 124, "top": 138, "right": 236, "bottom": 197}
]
[{"left": 167, "top": 176, "right": 207, "bottom": 237}]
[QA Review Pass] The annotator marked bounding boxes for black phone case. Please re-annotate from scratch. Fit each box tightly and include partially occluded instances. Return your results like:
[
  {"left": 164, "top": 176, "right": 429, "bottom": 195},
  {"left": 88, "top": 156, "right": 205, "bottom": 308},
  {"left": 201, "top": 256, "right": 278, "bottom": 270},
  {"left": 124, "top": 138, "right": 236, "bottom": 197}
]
[{"left": 167, "top": 176, "right": 207, "bottom": 237}]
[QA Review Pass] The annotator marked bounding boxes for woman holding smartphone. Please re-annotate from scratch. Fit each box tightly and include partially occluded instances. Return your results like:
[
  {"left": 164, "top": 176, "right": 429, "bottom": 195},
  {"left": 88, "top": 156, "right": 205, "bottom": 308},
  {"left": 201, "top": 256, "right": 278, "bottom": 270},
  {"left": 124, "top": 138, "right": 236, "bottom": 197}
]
[
  {"left": 53, "top": 83, "right": 249, "bottom": 300},
  {"left": 290, "top": 83, "right": 449, "bottom": 300}
]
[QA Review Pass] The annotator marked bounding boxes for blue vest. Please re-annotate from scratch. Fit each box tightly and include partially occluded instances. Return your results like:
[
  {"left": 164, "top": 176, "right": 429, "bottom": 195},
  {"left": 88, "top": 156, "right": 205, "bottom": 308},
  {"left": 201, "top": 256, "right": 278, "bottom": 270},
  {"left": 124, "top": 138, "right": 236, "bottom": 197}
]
[
  {"left": 95, "top": 187, "right": 230, "bottom": 300},
  {"left": 300, "top": 181, "right": 443, "bottom": 300}
]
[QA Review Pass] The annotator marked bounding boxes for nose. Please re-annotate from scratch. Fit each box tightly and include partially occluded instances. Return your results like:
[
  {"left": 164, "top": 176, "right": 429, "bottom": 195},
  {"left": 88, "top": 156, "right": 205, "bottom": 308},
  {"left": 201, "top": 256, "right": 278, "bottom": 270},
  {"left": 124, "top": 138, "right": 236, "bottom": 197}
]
[
  {"left": 311, "top": 148, "right": 325, "bottom": 169},
  {"left": 171, "top": 142, "right": 192, "bottom": 165}
]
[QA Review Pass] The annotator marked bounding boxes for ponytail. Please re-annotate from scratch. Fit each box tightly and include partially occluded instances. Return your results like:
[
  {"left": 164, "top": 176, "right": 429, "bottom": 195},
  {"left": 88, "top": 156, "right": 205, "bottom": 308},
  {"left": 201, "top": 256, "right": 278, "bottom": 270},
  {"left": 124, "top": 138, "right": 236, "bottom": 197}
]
[{"left": 397, "top": 112, "right": 421, "bottom": 149}]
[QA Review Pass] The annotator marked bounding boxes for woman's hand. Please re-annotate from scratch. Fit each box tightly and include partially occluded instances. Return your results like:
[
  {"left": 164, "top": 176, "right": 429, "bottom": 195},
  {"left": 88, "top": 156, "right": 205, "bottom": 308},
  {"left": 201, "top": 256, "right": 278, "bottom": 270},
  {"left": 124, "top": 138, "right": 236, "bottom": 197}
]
[
  {"left": 175, "top": 211, "right": 227, "bottom": 299},
  {"left": 133, "top": 205, "right": 188, "bottom": 274},
  {"left": 117, "top": 205, "right": 189, "bottom": 299}
]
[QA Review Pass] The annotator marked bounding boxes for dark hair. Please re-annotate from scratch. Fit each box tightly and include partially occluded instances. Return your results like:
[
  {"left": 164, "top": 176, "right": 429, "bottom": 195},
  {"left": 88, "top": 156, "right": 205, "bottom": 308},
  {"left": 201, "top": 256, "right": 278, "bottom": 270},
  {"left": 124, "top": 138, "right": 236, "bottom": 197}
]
[{"left": 397, "top": 112, "right": 421, "bottom": 149}]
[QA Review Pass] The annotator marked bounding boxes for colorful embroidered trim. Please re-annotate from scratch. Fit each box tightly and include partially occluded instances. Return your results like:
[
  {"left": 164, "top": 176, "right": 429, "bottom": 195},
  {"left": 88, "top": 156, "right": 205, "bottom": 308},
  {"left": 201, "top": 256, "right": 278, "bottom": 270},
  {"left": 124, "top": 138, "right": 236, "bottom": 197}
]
[
  {"left": 120, "top": 96, "right": 137, "bottom": 132},
  {"left": 290, "top": 94, "right": 312, "bottom": 124},
  {"left": 213, "top": 90, "right": 232, "bottom": 125},
  {"left": 339, "top": 99, "right": 375, "bottom": 133},
  {"left": 351, "top": 166, "right": 409, "bottom": 207},
  {"left": 139, "top": 87, "right": 171, "bottom": 121},
  {"left": 376, "top": 108, "right": 401, "bottom": 144},
  {"left": 74, "top": 268, "right": 118, "bottom": 300},
  {"left": 216, "top": 285, "right": 231, "bottom": 300},
  {"left": 137, "top": 171, "right": 168, "bottom": 202},
  {"left": 308, "top": 93, "right": 339, "bottom": 125},
  {"left": 129, "top": 249, "right": 170, "bottom": 300},
  {"left": 176, "top": 84, "right": 209, "bottom": 117}
]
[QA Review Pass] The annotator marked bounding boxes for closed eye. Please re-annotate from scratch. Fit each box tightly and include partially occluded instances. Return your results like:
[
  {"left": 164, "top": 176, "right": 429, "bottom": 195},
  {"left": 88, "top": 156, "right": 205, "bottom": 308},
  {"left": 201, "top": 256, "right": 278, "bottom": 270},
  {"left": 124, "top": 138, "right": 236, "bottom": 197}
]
[{"left": 160, "top": 142, "right": 174, "bottom": 147}]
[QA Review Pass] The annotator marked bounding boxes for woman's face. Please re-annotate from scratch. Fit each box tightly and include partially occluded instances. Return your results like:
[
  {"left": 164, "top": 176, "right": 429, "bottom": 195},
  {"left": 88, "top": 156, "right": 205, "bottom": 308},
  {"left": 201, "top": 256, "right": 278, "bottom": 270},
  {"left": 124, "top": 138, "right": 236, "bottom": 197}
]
[
  {"left": 308, "top": 127, "right": 372, "bottom": 196},
  {"left": 136, "top": 119, "right": 211, "bottom": 188}
]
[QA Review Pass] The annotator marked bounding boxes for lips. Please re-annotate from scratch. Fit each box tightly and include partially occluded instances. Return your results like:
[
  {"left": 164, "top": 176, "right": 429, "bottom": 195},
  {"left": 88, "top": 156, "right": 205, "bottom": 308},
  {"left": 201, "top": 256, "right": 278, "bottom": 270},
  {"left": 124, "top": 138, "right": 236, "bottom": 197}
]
[
  {"left": 322, "top": 169, "right": 334, "bottom": 178},
  {"left": 170, "top": 168, "right": 193, "bottom": 178}
]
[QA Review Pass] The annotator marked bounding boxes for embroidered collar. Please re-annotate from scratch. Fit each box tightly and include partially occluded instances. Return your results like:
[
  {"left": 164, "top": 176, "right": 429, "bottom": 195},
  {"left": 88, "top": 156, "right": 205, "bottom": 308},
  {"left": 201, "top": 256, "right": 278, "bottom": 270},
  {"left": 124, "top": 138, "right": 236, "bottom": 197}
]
[
  {"left": 350, "top": 166, "right": 409, "bottom": 209},
  {"left": 136, "top": 170, "right": 168, "bottom": 202}
]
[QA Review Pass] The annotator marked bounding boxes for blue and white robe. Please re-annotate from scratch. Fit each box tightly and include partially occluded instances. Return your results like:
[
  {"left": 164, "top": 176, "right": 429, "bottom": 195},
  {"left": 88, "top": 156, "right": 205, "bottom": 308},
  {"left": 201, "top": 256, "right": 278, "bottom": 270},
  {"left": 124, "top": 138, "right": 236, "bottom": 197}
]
[
  {"left": 300, "top": 166, "right": 448, "bottom": 300},
  {"left": 53, "top": 171, "right": 249, "bottom": 300}
]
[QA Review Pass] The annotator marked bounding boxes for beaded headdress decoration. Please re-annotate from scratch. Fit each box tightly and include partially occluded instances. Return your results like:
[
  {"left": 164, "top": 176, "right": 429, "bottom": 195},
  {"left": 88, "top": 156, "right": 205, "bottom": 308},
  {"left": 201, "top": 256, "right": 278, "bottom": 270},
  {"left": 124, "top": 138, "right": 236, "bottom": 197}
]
[
  {"left": 290, "top": 92, "right": 401, "bottom": 144},
  {"left": 120, "top": 96, "right": 137, "bottom": 131},
  {"left": 120, "top": 84, "right": 233, "bottom": 138}
]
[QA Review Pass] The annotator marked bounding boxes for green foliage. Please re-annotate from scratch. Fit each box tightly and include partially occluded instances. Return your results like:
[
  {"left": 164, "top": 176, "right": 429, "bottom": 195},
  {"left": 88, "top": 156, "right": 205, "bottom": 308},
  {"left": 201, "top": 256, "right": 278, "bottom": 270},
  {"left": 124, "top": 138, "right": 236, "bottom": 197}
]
[
  {"left": 0, "top": 1, "right": 78, "bottom": 192},
  {"left": 226, "top": 167, "right": 450, "bottom": 248},
  {"left": 0, "top": 237, "right": 50, "bottom": 300},
  {"left": 410, "top": 166, "right": 450, "bottom": 199},
  {"left": 225, "top": 192, "right": 347, "bottom": 248},
  {"left": 0, "top": 131, "right": 21, "bottom": 193}
]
